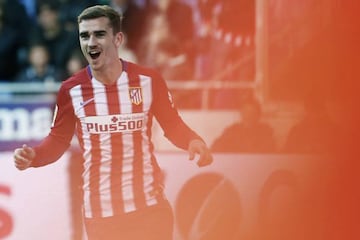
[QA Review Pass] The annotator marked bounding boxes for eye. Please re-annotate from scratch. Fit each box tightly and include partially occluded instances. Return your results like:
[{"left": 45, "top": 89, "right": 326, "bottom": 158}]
[
  {"left": 95, "top": 31, "right": 106, "bottom": 38},
  {"left": 79, "top": 32, "right": 89, "bottom": 40}
]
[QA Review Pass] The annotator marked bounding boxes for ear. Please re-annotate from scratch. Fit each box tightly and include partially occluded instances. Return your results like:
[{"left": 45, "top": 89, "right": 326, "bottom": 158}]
[{"left": 114, "top": 32, "right": 124, "bottom": 48}]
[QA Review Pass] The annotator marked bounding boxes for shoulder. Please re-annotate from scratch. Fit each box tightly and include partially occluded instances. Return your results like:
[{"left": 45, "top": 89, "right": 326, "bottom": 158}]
[
  {"left": 221, "top": 123, "right": 243, "bottom": 135},
  {"left": 125, "top": 60, "right": 161, "bottom": 77},
  {"left": 62, "top": 68, "right": 90, "bottom": 87},
  {"left": 124, "top": 61, "right": 165, "bottom": 87},
  {"left": 59, "top": 68, "right": 90, "bottom": 92}
]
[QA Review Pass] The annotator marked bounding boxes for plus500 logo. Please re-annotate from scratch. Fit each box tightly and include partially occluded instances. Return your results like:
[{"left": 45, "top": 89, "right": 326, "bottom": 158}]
[{"left": 0, "top": 107, "right": 52, "bottom": 141}]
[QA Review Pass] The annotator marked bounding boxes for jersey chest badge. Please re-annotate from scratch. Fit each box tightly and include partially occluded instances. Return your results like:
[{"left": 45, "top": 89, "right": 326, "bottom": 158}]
[{"left": 129, "top": 87, "right": 143, "bottom": 105}]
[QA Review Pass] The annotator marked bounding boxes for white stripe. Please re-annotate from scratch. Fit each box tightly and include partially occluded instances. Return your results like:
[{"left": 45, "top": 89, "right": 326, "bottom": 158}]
[
  {"left": 139, "top": 75, "right": 152, "bottom": 112},
  {"left": 139, "top": 75, "right": 158, "bottom": 206},
  {"left": 69, "top": 84, "right": 94, "bottom": 217},
  {"left": 117, "top": 72, "right": 136, "bottom": 212},
  {"left": 92, "top": 78, "right": 114, "bottom": 217}
]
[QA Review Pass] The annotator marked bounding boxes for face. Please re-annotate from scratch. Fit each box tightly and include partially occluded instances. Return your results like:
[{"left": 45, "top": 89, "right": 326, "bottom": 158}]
[
  {"left": 67, "top": 58, "right": 83, "bottom": 75},
  {"left": 30, "top": 46, "right": 49, "bottom": 67},
  {"left": 38, "top": 6, "right": 59, "bottom": 30},
  {"left": 79, "top": 17, "right": 122, "bottom": 71}
]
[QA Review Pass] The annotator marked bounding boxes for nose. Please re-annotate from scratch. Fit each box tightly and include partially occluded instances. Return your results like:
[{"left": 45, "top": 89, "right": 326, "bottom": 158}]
[{"left": 88, "top": 35, "right": 97, "bottom": 47}]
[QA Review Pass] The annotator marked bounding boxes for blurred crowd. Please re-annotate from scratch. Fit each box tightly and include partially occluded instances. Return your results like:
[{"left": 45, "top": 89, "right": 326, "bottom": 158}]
[
  {"left": 1, "top": 0, "right": 349, "bottom": 153},
  {"left": 3, "top": 0, "right": 346, "bottom": 155},
  {"left": 0, "top": 0, "right": 256, "bottom": 85}
]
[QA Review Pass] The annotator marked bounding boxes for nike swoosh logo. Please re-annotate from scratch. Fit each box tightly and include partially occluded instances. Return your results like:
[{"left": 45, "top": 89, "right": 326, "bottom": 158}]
[{"left": 80, "top": 98, "right": 95, "bottom": 107}]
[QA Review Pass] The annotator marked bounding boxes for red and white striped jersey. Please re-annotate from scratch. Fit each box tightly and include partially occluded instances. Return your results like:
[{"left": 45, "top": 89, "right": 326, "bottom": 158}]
[{"left": 32, "top": 60, "right": 202, "bottom": 218}]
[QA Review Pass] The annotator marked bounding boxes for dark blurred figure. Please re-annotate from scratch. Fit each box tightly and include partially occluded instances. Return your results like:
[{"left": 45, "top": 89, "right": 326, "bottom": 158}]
[
  {"left": 64, "top": 50, "right": 88, "bottom": 78},
  {"left": 211, "top": 96, "right": 276, "bottom": 153},
  {"left": 282, "top": 91, "right": 340, "bottom": 155},
  {"left": 196, "top": 0, "right": 256, "bottom": 109},
  {"left": 138, "top": 13, "right": 193, "bottom": 80},
  {"left": 157, "top": 0, "right": 196, "bottom": 79},
  {"left": 58, "top": 0, "right": 101, "bottom": 32},
  {"left": 108, "top": 0, "right": 148, "bottom": 58},
  {"left": 136, "top": 0, "right": 198, "bottom": 108},
  {"left": 0, "top": 0, "right": 30, "bottom": 81},
  {"left": 15, "top": 43, "right": 63, "bottom": 83},
  {"left": 28, "top": 1, "right": 78, "bottom": 70},
  {"left": 196, "top": 0, "right": 256, "bottom": 81},
  {"left": 138, "top": 0, "right": 196, "bottom": 80},
  {"left": 117, "top": 32, "right": 138, "bottom": 63}
]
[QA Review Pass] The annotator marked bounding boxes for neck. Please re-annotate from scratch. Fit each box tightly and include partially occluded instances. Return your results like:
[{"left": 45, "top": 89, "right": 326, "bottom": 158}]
[{"left": 91, "top": 59, "right": 123, "bottom": 85}]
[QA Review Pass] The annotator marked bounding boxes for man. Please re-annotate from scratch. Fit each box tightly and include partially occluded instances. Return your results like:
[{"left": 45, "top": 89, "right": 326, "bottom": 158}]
[
  {"left": 211, "top": 96, "right": 276, "bottom": 153},
  {"left": 197, "top": 0, "right": 256, "bottom": 81},
  {"left": 28, "top": 1, "right": 79, "bottom": 70},
  {"left": 13, "top": 5, "right": 213, "bottom": 240},
  {"left": 108, "top": 0, "right": 148, "bottom": 57}
]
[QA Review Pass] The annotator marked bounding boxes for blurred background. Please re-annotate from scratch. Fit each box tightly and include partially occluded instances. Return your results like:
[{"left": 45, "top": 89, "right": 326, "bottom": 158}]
[
  {"left": 0, "top": 0, "right": 359, "bottom": 239},
  {"left": 0, "top": 0, "right": 357, "bottom": 153}
]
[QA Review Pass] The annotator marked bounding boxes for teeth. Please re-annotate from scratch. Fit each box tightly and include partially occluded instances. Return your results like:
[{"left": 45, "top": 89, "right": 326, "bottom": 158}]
[{"left": 89, "top": 51, "right": 99, "bottom": 54}]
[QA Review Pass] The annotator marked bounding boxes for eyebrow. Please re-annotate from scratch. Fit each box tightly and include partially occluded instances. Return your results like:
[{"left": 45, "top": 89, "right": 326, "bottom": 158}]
[{"left": 79, "top": 30, "right": 107, "bottom": 36}]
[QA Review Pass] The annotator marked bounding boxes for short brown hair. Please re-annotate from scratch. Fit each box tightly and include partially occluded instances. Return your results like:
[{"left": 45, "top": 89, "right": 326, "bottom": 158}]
[{"left": 77, "top": 5, "right": 122, "bottom": 34}]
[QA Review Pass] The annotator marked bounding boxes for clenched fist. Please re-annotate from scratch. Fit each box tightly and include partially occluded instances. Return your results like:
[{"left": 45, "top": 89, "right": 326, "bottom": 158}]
[
  {"left": 188, "top": 139, "right": 213, "bottom": 167},
  {"left": 14, "top": 144, "right": 36, "bottom": 170}
]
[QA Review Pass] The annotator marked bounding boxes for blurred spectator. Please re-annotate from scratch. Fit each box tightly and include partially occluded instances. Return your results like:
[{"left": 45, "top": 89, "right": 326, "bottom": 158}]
[
  {"left": 58, "top": 0, "right": 100, "bottom": 31},
  {"left": 159, "top": 0, "right": 196, "bottom": 79},
  {"left": 137, "top": 9, "right": 199, "bottom": 108},
  {"left": 118, "top": 33, "right": 138, "bottom": 63},
  {"left": 196, "top": 0, "right": 256, "bottom": 109},
  {"left": 138, "top": 13, "right": 193, "bottom": 80},
  {"left": 64, "top": 50, "right": 88, "bottom": 79},
  {"left": 137, "top": 13, "right": 169, "bottom": 68},
  {"left": 138, "top": 0, "right": 196, "bottom": 80},
  {"left": 155, "top": 37, "right": 193, "bottom": 80},
  {"left": 147, "top": 0, "right": 196, "bottom": 80},
  {"left": 211, "top": 96, "right": 276, "bottom": 153},
  {"left": 15, "top": 43, "right": 63, "bottom": 83},
  {"left": 108, "top": 0, "right": 148, "bottom": 58},
  {"left": 0, "top": 0, "right": 30, "bottom": 81},
  {"left": 27, "top": 1, "right": 78, "bottom": 70},
  {"left": 282, "top": 91, "right": 341, "bottom": 155},
  {"left": 196, "top": 0, "right": 256, "bottom": 81}
]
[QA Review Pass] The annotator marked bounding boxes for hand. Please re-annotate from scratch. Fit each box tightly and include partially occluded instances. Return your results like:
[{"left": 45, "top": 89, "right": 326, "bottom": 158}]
[
  {"left": 188, "top": 139, "right": 213, "bottom": 167},
  {"left": 14, "top": 144, "right": 36, "bottom": 171}
]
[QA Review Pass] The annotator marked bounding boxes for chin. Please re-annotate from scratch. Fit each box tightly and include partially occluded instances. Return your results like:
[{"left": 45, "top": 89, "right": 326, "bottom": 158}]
[
  {"left": 90, "top": 65, "right": 101, "bottom": 72},
  {"left": 89, "top": 60, "right": 101, "bottom": 69}
]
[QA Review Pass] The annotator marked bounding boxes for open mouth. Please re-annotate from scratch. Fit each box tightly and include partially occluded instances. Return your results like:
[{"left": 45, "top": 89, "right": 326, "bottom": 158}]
[{"left": 89, "top": 50, "right": 101, "bottom": 60}]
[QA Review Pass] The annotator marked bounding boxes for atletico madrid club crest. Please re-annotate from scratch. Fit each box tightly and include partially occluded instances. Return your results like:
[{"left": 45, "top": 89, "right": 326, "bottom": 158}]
[{"left": 129, "top": 87, "right": 143, "bottom": 105}]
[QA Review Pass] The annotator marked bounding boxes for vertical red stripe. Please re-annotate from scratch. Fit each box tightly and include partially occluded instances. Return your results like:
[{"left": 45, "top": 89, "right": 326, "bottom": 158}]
[
  {"left": 105, "top": 85, "right": 124, "bottom": 213},
  {"left": 76, "top": 118, "right": 84, "bottom": 151},
  {"left": 81, "top": 82, "right": 102, "bottom": 217},
  {"left": 128, "top": 72, "right": 146, "bottom": 209},
  {"left": 146, "top": 115, "right": 164, "bottom": 204}
]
